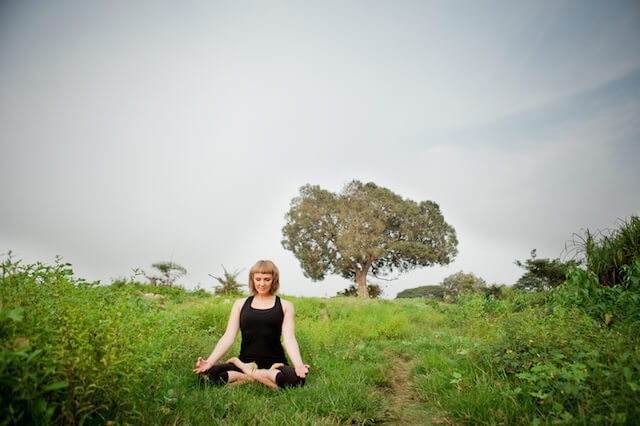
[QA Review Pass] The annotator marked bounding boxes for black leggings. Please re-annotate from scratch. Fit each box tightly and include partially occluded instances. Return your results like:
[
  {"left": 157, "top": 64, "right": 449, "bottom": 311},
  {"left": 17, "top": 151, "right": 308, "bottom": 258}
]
[{"left": 200, "top": 362, "right": 305, "bottom": 388}]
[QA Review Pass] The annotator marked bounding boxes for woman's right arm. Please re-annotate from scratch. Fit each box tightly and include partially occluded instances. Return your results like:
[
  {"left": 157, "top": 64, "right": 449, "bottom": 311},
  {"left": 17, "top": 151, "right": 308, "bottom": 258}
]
[{"left": 193, "top": 299, "right": 244, "bottom": 373}]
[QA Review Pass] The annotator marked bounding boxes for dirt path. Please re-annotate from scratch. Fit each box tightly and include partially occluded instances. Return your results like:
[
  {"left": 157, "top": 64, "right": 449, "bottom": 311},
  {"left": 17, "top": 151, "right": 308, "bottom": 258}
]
[{"left": 383, "top": 354, "right": 448, "bottom": 425}]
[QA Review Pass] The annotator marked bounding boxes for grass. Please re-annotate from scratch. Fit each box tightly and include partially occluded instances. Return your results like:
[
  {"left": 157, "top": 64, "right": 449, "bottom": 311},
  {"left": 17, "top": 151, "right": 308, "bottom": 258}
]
[
  {"left": 568, "top": 215, "right": 640, "bottom": 287},
  {"left": 2, "top": 254, "right": 640, "bottom": 425}
]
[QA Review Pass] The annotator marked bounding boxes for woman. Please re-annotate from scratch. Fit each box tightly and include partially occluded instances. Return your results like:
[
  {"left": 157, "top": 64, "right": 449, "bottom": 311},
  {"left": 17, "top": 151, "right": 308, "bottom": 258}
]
[{"left": 193, "top": 260, "right": 309, "bottom": 389}]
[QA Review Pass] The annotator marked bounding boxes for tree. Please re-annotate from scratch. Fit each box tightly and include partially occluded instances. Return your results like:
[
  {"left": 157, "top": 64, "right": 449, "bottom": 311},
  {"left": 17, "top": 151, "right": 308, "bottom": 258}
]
[
  {"left": 149, "top": 261, "right": 187, "bottom": 287},
  {"left": 441, "top": 270, "right": 487, "bottom": 294},
  {"left": 514, "top": 249, "right": 580, "bottom": 291},
  {"left": 209, "top": 265, "right": 245, "bottom": 296},
  {"left": 281, "top": 180, "right": 458, "bottom": 298},
  {"left": 337, "top": 283, "right": 382, "bottom": 299},
  {"left": 396, "top": 285, "right": 448, "bottom": 300}
]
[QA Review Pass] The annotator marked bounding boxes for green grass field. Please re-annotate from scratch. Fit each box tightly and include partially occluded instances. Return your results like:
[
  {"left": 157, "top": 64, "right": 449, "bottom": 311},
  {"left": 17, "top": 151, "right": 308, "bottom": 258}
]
[{"left": 2, "top": 256, "right": 639, "bottom": 425}]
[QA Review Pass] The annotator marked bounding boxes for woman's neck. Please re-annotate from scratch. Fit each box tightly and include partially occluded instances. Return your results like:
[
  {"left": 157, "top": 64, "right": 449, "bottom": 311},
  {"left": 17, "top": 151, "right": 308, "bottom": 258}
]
[
  {"left": 253, "top": 293, "right": 274, "bottom": 301},
  {"left": 251, "top": 293, "right": 276, "bottom": 308}
]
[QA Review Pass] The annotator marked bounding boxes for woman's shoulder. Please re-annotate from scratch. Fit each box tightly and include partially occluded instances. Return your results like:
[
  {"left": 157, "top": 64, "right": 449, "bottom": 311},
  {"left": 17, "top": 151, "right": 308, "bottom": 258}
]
[
  {"left": 232, "top": 297, "right": 252, "bottom": 309},
  {"left": 279, "top": 297, "right": 295, "bottom": 312}
]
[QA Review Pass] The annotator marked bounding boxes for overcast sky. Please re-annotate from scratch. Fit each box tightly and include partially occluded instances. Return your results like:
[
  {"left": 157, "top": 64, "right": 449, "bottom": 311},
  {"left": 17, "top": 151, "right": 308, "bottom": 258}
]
[{"left": 1, "top": 0, "right": 639, "bottom": 298}]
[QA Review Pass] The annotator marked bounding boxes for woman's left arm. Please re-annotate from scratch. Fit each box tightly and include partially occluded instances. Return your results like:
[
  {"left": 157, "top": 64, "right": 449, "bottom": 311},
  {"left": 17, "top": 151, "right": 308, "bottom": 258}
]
[{"left": 281, "top": 299, "right": 309, "bottom": 378}]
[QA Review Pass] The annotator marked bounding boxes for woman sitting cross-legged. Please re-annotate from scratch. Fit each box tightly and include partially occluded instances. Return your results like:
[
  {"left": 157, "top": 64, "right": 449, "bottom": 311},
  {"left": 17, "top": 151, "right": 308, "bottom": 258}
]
[{"left": 193, "top": 260, "right": 309, "bottom": 389}]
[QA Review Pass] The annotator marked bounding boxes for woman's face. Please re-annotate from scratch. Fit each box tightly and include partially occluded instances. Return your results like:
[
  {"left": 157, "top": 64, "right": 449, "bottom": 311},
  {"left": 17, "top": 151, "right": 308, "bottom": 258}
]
[{"left": 253, "top": 273, "right": 273, "bottom": 295}]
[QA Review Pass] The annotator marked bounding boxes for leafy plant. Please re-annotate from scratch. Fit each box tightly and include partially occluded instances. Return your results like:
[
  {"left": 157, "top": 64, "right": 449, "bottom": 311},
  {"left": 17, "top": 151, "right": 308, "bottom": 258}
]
[
  {"left": 567, "top": 215, "right": 640, "bottom": 287},
  {"left": 208, "top": 265, "right": 245, "bottom": 296},
  {"left": 549, "top": 258, "right": 640, "bottom": 333}
]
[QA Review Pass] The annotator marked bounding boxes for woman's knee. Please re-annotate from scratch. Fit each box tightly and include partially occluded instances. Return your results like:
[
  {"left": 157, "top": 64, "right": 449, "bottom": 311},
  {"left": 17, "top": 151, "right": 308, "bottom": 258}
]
[
  {"left": 200, "top": 363, "right": 239, "bottom": 385},
  {"left": 275, "top": 366, "right": 305, "bottom": 388}
]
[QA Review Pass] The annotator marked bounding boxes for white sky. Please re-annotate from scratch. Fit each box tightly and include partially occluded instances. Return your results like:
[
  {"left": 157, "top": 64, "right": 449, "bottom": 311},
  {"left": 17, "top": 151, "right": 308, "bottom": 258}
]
[{"left": 1, "top": 0, "right": 639, "bottom": 298}]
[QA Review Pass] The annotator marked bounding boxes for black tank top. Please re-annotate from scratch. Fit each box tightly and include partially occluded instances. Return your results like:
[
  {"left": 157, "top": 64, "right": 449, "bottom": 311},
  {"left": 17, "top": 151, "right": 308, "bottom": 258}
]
[{"left": 239, "top": 296, "right": 287, "bottom": 368}]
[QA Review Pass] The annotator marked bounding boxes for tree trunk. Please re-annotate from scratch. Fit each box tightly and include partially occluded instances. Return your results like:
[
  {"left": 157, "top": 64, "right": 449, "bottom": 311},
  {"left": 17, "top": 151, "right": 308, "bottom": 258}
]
[{"left": 355, "top": 269, "right": 369, "bottom": 299}]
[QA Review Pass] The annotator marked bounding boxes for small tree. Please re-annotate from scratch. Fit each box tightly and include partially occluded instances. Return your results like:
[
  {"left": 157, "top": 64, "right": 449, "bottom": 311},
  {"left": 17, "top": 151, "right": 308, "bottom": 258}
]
[
  {"left": 209, "top": 265, "right": 245, "bottom": 296},
  {"left": 514, "top": 249, "right": 579, "bottom": 291},
  {"left": 148, "top": 261, "right": 187, "bottom": 287},
  {"left": 441, "top": 270, "right": 487, "bottom": 294}
]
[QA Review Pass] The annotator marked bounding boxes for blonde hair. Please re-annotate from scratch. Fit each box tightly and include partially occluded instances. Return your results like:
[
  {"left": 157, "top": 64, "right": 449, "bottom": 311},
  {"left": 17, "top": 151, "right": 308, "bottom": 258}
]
[{"left": 248, "top": 260, "right": 280, "bottom": 295}]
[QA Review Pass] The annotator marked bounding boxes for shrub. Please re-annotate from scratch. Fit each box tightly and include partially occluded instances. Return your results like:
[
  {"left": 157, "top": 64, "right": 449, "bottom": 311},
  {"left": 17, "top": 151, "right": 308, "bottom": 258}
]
[
  {"left": 549, "top": 258, "right": 640, "bottom": 334},
  {"left": 569, "top": 215, "right": 640, "bottom": 287},
  {"left": 474, "top": 261, "right": 640, "bottom": 424},
  {"left": 0, "top": 255, "right": 200, "bottom": 424}
]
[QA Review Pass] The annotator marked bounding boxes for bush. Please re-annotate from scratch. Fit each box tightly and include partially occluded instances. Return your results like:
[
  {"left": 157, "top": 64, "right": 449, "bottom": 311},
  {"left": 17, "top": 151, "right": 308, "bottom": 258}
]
[
  {"left": 570, "top": 215, "right": 640, "bottom": 287},
  {"left": 550, "top": 258, "right": 640, "bottom": 335},
  {"left": 474, "top": 262, "right": 640, "bottom": 424},
  {"left": 0, "top": 255, "right": 200, "bottom": 425}
]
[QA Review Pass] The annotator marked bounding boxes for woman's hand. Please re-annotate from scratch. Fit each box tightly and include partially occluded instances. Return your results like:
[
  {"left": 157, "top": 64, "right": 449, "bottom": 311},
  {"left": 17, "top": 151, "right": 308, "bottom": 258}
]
[
  {"left": 193, "top": 357, "right": 213, "bottom": 374},
  {"left": 294, "top": 364, "right": 310, "bottom": 378}
]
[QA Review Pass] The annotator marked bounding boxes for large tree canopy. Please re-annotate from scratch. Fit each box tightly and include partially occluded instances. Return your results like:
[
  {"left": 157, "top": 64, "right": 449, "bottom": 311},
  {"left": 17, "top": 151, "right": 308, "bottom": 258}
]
[{"left": 281, "top": 180, "right": 458, "bottom": 298}]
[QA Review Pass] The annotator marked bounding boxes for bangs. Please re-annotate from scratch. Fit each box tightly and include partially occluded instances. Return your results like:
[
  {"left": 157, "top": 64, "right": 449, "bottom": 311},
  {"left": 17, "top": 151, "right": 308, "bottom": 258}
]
[
  {"left": 248, "top": 260, "right": 280, "bottom": 295},
  {"left": 251, "top": 260, "right": 276, "bottom": 275}
]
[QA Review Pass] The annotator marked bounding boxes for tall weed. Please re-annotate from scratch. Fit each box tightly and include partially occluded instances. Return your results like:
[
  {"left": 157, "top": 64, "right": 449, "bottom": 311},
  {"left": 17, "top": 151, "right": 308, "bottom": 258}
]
[{"left": 569, "top": 215, "right": 640, "bottom": 287}]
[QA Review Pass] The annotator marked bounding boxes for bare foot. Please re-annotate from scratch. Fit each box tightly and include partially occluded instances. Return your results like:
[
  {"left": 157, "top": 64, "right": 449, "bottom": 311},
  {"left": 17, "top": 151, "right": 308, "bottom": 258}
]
[
  {"left": 269, "top": 363, "right": 285, "bottom": 370},
  {"left": 226, "top": 374, "right": 253, "bottom": 387},
  {"left": 227, "top": 357, "right": 257, "bottom": 376}
]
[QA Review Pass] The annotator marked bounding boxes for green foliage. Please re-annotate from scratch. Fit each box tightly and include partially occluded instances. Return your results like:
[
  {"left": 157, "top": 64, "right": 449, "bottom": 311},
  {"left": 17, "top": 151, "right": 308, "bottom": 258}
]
[
  {"left": 475, "top": 302, "right": 640, "bottom": 424},
  {"left": 465, "top": 261, "right": 640, "bottom": 425},
  {"left": 282, "top": 180, "right": 458, "bottom": 298},
  {"left": 408, "top": 259, "right": 640, "bottom": 425},
  {"left": 396, "top": 285, "right": 448, "bottom": 300},
  {"left": 549, "top": 258, "right": 640, "bottom": 334},
  {"left": 209, "top": 265, "right": 245, "bottom": 296},
  {"left": 441, "top": 270, "right": 487, "bottom": 294},
  {"left": 481, "top": 283, "right": 506, "bottom": 299},
  {"left": 514, "top": 249, "right": 580, "bottom": 291},
  {"left": 500, "top": 285, "right": 548, "bottom": 311},
  {"left": 336, "top": 283, "right": 382, "bottom": 299},
  {"left": 0, "top": 255, "right": 199, "bottom": 424},
  {"left": 2, "top": 252, "right": 640, "bottom": 425},
  {"left": 569, "top": 215, "right": 640, "bottom": 287}
]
